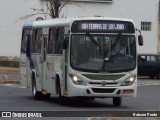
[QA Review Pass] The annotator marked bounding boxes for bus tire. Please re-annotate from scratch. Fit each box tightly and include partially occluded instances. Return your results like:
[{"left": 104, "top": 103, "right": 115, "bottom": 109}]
[
  {"left": 56, "top": 78, "right": 68, "bottom": 105},
  {"left": 57, "top": 81, "right": 65, "bottom": 104},
  {"left": 32, "top": 77, "right": 42, "bottom": 100},
  {"left": 56, "top": 77, "right": 61, "bottom": 98},
  {"left": 45, "top": 93, "right": 51, "bottom": 100},
  {"left": 113, "top": 97, "right": 122, "bottom": 106}
]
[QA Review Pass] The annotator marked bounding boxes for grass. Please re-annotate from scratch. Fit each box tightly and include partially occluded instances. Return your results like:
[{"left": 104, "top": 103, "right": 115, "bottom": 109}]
[{"left": 0, "top": 56, "right": 19, "bottom": 68}]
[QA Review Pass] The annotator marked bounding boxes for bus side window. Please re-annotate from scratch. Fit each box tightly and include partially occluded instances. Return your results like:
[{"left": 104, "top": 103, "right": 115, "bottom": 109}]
[
  {"left": 32, "top": 29, "right": 42, "bottom": 53},
  {"left": 48, "top": 28, "right": 56, "bottom": 54},
  {"left": 55, "top": 27, "right": 64, "bottom": 54},
  {"left": 31, "top": 29, "right": 36, "bottom": 53},
  {"left": 21, "top": 29, "right": 27, "bottom": 53}
]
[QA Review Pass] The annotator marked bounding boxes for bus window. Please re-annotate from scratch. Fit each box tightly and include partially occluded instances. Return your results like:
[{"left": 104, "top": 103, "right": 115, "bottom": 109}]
[
  {"left": 48, "top": 28, "right": 56, "bottom": 54},
  {"left": 21, "top": 29, "right": 28, "bottom": 53},
  {"left": 32, "top": 29, "right": 42, "bottom": 53},
  {"left": 55, "top": 27, "right": 64, "bottom": 54}
]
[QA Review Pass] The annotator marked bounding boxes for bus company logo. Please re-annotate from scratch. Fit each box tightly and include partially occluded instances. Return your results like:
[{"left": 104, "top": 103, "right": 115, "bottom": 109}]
[
  {"left": 2, "top": 112, "right": 11, "bottom": 117},
  {"left": 101, "top": 81, "right": 106, "bottom": 86}
]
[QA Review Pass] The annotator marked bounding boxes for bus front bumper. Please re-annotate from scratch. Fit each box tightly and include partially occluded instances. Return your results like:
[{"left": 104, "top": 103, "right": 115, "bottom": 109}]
[{"left": 66, "top": 83, "right": 137, "bottom": 98}]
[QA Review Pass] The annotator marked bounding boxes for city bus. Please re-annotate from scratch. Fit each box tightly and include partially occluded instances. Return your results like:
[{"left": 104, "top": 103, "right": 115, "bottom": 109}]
[{"left": 20, "top": 17, "right": 143, "bottom": 106}]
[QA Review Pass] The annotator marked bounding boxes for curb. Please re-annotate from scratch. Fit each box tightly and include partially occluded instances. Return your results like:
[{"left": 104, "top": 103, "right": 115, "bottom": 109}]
[{"left": 0, "top": 80, "right": 20, "bottom": 84}]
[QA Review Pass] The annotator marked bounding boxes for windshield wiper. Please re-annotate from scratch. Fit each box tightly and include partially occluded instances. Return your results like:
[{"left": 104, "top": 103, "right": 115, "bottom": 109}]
[
  {"left": 111, "top": 33, "right": 121, "bottom": 51},
  {"left": 102, "top": 33, "right": 122, "bottom": 71},
  {"left": 86, "top": 33, "right": 98, "bottom": 46}
]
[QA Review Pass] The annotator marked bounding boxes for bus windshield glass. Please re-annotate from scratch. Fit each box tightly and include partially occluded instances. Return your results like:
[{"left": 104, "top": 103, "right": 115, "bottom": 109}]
[{"left": 70, "top": 34, "right": 136, "bottom": 73}]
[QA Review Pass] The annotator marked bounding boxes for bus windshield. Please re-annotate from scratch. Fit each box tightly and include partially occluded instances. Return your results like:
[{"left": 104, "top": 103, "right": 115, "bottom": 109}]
[{"left": 70, "top": 34, "right": 136, "bottom": 73}]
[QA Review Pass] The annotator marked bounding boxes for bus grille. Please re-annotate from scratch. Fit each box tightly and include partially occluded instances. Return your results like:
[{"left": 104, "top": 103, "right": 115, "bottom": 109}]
[
  {"left": 83, "top": 74, "right": 125, "bottom": 80},
  {"left": 88, "top": 82, "right": 118, "bottom": 86},
  {"left": 91, "top": 88, "right": 116, "bottom": 93}
]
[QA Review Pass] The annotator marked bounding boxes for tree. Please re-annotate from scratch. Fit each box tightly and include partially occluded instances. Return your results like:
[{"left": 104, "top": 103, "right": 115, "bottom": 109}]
[
  {"left": 40, "top": 0, "right": 71, "bottom": 18},
  {"left": 16, "top": 0, "right": 71, "bottom": 22}
]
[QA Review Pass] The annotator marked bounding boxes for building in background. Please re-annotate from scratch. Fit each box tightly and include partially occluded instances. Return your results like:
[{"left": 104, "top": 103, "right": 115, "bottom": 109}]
[
  {"left": 0, "top": 0, "right": 159, "bottom": 56},
  {"left": 0, "top": 0, "right": 43, "bottom": 56},
  {"left": 62, "top": 0, "right": 160, "bottom": 54}
]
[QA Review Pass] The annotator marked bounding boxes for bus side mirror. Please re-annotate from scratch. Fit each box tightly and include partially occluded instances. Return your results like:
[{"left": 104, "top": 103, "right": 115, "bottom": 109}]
[
  {"left": 138, "top": 35, "right": 143, "bottom": 46},
  {"left": 63, "top": 37, "right": 68, "bottom": 49}
]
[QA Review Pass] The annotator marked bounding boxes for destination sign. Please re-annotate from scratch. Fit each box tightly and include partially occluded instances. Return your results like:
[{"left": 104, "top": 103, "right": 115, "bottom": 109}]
[
  {"left": 81, "top": 23, "right": 125, "bottom": 30},
  {"left": 71, "top": 20, "right": 135, "bottom": 33}
]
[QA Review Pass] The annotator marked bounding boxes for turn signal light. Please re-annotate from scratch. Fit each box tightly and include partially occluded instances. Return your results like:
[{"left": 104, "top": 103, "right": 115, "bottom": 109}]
[{"left": 123, "top": 89, "right": 134, "bottom": 94}]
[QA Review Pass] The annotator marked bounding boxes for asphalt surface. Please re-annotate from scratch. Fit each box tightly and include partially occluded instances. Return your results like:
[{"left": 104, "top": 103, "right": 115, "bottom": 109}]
[
  {"left": 0, "top": 83, "right": 160, "bottom": 120},
  {"left": 0, "top": 78, "right": 160, "bottom": 120},
  {"left": 0, "top": 69, "right": 160, "bottom": 120},
  {"left": 0, "top": 72, "right": 19, "bottom": 80}
]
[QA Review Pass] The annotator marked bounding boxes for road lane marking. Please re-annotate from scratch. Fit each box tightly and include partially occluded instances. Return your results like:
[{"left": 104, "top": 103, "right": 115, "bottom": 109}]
[
  {"left": 0, "top": 84, "right": 25, "bottom": 88},
  {"left": 138, "top": 80, "right": 160, "bottom": 86}
]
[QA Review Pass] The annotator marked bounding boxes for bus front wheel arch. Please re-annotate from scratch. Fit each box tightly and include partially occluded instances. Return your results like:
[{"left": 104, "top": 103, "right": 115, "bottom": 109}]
[
  {"left": 31, "top": 73, "right": 42, "bottom": 100},
  {"left": 55, "top": 75, "right": 68, "bottom": 105}
]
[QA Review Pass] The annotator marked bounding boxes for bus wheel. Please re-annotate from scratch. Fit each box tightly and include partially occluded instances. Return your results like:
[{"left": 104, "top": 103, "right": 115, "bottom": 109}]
[
  {"left": 57, "top": 80, "right": 62, "bottom": 98},
  {"left": 113, "top": 97, "right": 122, "bottom": 106},
  {"left": 42, "top": 93, "right": 51, "bottom": 100},
  {"left": 45, "top": 93, "right": 51, "bottom": 100},
  {"left": 57, "top": 80, "right": 68, "bottom": 105},
  {"left": 32, "top": 78, "right": 42, "bottom": 100}
]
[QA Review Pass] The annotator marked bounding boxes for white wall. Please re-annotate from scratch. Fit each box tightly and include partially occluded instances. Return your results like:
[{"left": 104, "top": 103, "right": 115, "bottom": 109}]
[
  {"left": 0, "top": 0, "right": 43, "bottom": 56},
  {"left": 62, "top": 0, "right": 159, "bottom": 54},
  {"left": 0, "top": 0, "right": 159, "bottom": 56}
]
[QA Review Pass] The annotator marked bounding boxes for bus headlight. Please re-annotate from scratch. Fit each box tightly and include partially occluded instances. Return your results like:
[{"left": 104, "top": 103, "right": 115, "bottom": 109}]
[
  {"left": 121, "top": 75, "right": 136, "bottom": 86},
  {"left": 69, "top": 74, "right": 86, "bottom": 85}
]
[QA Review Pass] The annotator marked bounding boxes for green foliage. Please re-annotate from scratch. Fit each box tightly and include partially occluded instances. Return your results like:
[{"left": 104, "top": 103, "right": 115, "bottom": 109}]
[{"left": 0, "top": 56, "right": 19, "bottom": 68}]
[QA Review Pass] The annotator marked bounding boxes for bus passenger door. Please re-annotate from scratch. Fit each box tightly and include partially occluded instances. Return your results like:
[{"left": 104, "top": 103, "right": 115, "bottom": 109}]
[
  {"left": 26, "top": 34, "right": 32, "bottom": 89},
  {"left": 41, "top": 28, "right": 49, "bottom": 94},
  {"left": 20, "top": 28, "right": 32, "bottom": 88}
]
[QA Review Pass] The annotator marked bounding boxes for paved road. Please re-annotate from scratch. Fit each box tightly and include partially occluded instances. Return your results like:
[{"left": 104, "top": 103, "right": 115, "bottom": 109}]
[
  {"left": 0, "top": 80, "right": 160, "bottom": 111},
  {"left": 138, "top": 79, "right": 160, "bottom": 86},
  {"left": 0, "top": 72, "right": 19, "bottom": 80},
  {"left": 0, "top": 78, "right": 160, "bottom": 120}
]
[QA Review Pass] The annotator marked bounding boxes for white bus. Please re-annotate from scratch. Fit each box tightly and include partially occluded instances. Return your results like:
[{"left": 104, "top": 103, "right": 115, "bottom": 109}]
[{"left": 20, "top": 17, "right": 143, "bottom": 106}]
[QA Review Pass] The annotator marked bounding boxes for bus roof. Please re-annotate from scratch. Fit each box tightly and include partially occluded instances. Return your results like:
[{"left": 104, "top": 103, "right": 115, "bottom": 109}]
[
  {"left": 23, "top": 21, "right": 33, "bottom": 29},
  {"left": 32, "top": 17, "right": 135, "bottom": 28}
]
